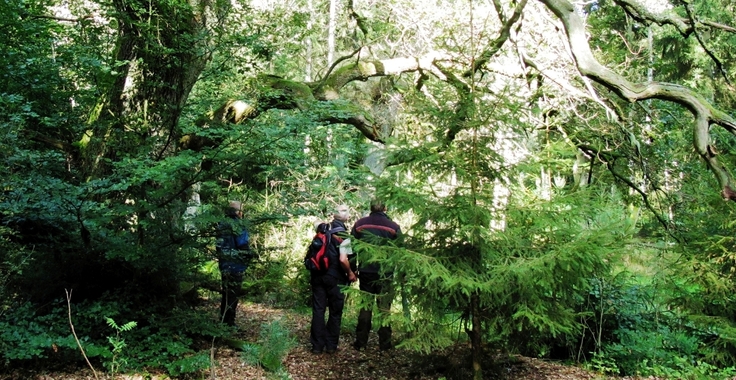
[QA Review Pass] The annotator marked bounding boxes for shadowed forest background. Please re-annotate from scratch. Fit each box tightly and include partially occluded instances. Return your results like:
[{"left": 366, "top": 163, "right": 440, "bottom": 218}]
[{"left": 3, "top": 0, "right": 736, "bottom": 379}]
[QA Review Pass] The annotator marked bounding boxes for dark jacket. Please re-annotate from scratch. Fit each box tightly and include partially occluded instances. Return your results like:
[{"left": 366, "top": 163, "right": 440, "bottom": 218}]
[
  {"left": 351, "top": 211, "right": 401, "bottom": 274},
  {"left": 217, "top": 216, "right": 250, "bottom": 273}
]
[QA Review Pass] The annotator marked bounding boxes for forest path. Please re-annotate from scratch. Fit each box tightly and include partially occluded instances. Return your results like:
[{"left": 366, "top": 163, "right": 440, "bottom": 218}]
[{"left": 211, "top": 301, "right": 641, "bottom": 380}]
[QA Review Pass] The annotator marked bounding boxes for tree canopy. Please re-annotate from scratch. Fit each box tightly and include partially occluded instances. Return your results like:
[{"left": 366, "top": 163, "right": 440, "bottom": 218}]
[{"left": 3, "top": 0, "right": 736, "bottom": 378}]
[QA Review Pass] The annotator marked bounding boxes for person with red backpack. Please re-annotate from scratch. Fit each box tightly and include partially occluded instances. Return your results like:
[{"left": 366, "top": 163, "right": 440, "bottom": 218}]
[{"left": 306, "top": 205, "right": 357, "bottom": 354}]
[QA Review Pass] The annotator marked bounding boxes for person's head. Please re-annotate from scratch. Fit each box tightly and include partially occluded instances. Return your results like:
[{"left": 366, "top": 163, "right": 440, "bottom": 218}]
[
  {"left": 370, "top": 198, "right": 386, "bottom": 213},
  {"left": 333, "top": 204, "right": 350, "bottom": 222},
  {"left": 226, "top": 200, "right": 243, "bottom": 218}
]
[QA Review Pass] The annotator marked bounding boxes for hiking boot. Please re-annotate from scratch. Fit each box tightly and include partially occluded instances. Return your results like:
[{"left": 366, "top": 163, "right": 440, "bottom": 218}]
[
  {"left": 352, "top": 342, "right": 365, "bottom": 351},
  {"left": 311, "top": 347, "right": 323, "bottom": 354}
]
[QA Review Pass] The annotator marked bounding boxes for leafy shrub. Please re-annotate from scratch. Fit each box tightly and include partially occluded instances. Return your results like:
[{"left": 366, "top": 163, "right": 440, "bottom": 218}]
[
  {"left": 165, "top": 352, "right": 211, "bottom": 377},
  {"left": 0, "top": 302, "right": 91, "bottom": 364},
  {"left": 604, "top": 324, "right": 700, "bottom": 376},
  {"left": 245, "top": 256, "right": 294, "bottom": 305},
  {"left": 584, "top": 279, "right": 732, "bottom": 378},
  {"left": 0, "top": 297, "right": 227, "bottom": 376},
  {"left": 586, "top": 351, "right": 619, "bottom": 375},
  {"left": 241, "top": 318, "right": 295, "bottom": 372},
  {"left": 0, "top": 226, "right": 29, "bottom": 314},
  {"left": 122, "top": 307, "right": 227, "bottom": 375}
]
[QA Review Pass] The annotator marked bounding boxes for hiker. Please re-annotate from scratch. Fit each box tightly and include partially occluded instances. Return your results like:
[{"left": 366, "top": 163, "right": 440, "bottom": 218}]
[
  {"left": 216, "top": 200, "right": 252, "bottom": 327},
  {"left": 351, "top": 198, "right": 401, "bottom": 351},
  {"left": 309, "top": 205, "right": 357, "bottom": 354}
]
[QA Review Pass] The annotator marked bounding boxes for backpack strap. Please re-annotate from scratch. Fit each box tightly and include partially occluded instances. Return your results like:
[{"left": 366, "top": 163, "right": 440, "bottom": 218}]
[
  {"left": 327, "top": 226, "right": 345, "bottom": 234},
  {"left": 327, "top": 226, "right": 346, "bottom": 244}
]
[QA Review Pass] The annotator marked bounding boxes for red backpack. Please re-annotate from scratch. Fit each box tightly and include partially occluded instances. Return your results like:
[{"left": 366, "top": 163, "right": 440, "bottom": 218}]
[{"left": 304, "top": 223, "right": 345, "bottom": 273}]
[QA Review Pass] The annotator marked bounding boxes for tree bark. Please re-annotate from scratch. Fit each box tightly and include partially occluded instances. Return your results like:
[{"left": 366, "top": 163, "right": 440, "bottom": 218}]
[
  {"left": 80, "top": 0, "right": 220, "bottom": 179},
  {"left": 470, "top": 292, "right": 483, "bottom": 380}
]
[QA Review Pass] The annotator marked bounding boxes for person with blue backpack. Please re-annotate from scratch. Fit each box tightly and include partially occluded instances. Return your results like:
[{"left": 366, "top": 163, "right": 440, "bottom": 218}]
[
  {"left": 306, "top": 204, "right": 357, "bottom": 354},
  {"left": 216, "top": 201, "right": 252, "bottom": 327}
]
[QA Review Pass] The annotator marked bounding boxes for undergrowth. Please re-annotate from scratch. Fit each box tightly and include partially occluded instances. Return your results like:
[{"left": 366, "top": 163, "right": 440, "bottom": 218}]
[{"left": 241, "top": 318, "right": 295, "bottom": 373}]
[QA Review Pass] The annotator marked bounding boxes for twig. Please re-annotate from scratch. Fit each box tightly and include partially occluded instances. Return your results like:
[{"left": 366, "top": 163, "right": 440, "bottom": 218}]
[
  {"left": 65, "top": 289, "right": 99, "bottom": 380},
  {"left": 313, "top": 46, "right": 364, "bottom": 92},
  {"left": 210, "top": 336, "right": 217, "bottom": 379}
]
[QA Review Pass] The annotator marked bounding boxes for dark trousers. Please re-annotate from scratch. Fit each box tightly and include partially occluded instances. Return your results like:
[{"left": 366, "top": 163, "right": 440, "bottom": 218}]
[
  {"left": 355, "top": 271, "right": 394, "bottom": 350},
  {"left": 310, "top": 275, "right": 346, "bottom": 351},
  {"left": 220, "top": 270, "right": 244, "bottom": 326}
]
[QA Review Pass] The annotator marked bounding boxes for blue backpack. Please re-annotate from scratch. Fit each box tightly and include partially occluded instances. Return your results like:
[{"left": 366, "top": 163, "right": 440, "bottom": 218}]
[{"left": 217, "top": 221, "right": 250, "bottom": 266}]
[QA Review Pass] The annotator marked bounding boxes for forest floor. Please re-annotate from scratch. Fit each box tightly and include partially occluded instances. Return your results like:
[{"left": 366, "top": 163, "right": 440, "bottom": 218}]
[{"left": 2, "top": 300, "right": 660, "bottom": 380}]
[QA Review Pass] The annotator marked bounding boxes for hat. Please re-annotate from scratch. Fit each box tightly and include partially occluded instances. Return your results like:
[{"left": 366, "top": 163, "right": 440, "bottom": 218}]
[
  {"left": 226, "top": 201, "right": 243, "bottom": 217},
  {"left": 229, "top": 201, "right": 243, "bottom": 211},
  {"left": 333, "top": 204, "right": 350, "bottom": 222}
]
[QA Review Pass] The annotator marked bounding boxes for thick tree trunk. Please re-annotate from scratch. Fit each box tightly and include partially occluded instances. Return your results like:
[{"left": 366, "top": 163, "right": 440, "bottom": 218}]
[{"left": 81, "top": 0, "right": 216, "bottom": 179}]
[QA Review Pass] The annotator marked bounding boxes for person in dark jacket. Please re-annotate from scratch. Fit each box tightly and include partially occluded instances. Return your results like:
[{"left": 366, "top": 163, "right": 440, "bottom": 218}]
[
  {"left": 351, "top": 199, "right": 401, "bottom": 351},
  {"left": 309, "top": 205, "right": 357, "bottom": 354},
  {"left": 217, "top": 201, "right": 251, "bottom": 327}
]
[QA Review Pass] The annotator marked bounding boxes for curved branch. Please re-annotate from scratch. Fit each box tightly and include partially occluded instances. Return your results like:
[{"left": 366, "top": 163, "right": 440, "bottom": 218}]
[
  {"left": 613, "top": 0, "right": 692, "bottom": 35},
  {"left": 313, "top": 46, "right": 364, "bottom": 97},
  {"left": 540, "top": 0, "right": 736, "bottom": 201},
  {"left": 314, "top": 55, "right": 437, "bottom": 99},
  {"left": 614, "top": 0, "right": 733, "bottom": 83},
  {"left": 465, "top": 0, "right": 528, "bottom": 77},
  {"left": 184, "top": 56, "right": 440, "bottom": 149},
  {"left": 23, "top": 13, "right": 95, "bottom": 24},
  {"left": 614, "top": 0, "right": 736, "bottom": 36},
  {"left": 701, "top": 20, "right": 736, "bottom": 33},
  {"left": 681, "top": 1, "right": 731, "bottom": 85}
]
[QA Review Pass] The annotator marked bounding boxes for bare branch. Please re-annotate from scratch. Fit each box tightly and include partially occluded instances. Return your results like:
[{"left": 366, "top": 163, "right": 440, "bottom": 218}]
[
  {"left": 26, "top": 13, "right": 95, "bottom": 23},
  {"left": 701, "top": 20, "right": 736, "bottom": 33},
  {"left": 315, "top": 55, "right": 438, "bottom": 98},
  {"left": 681, "top": 1, "right": 731, "bottom": 85},
  {"left": 613, "top": 0, "right": 692, "bottom": 35},
  {"left": 540, "top": 0, "right": 736, "bottom": 201},
  {"left": 313, "top": 47, "right": 364, "bottom": 96},
  {"left": 613, "top": 0, "right": 736, "bottom": 35},
  {"left": 66, "top": 289, "right": 99, "bottom": 380},
  {"left": 613, "top": 0, "right": 734, "bottom": 84},
  {"left": 465, "top": 0, "right": 529, "bottom": 77},
  {"left": 184, "top": 54, "right": 447, "bottom": 147},
  {"left": 520, "top": 54, "right": 585, "bottom": 98}
]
